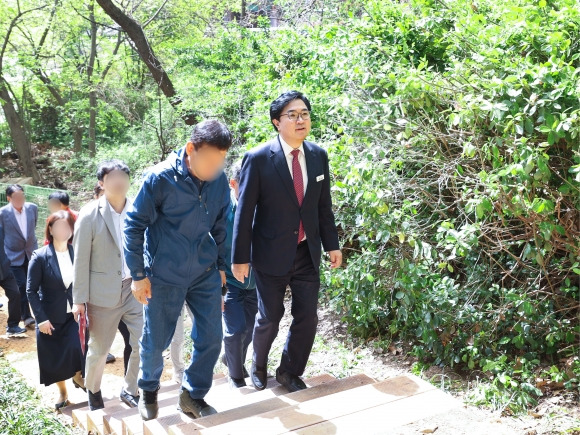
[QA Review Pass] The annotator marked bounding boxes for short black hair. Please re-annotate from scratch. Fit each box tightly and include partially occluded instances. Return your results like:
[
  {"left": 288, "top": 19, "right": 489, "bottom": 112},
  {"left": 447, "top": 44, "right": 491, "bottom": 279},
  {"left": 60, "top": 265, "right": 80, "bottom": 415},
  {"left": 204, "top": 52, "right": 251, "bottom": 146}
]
[
  {"left": 96, "top": 159, "right": 130, "bottom": 181},
  {"left": 48, "top": 191, "right": 70, "bottom": 207},
  {"left": 190, "top": 120, "right": 232, "bottom": 151},
  {"left": 229, "top": 160, "right": 242, "bottom": 182},
  {"left": 269, "top": 91, "right": 312, "bottom": 131},
  {"left": 6, "top": 184, "right": 24, "bottom": 197}
]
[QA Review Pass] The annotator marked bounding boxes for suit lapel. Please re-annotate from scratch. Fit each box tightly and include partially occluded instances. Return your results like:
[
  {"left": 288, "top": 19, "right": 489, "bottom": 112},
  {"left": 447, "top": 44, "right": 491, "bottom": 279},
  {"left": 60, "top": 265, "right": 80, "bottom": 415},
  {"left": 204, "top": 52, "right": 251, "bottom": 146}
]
[
  {"left": 24, "top": 203, "right": 35, "bottom": 239},
  {"left": 6, "top": 205, "right": 25, "bottom": 240},
  {"left": 270, "top": 137, "right": 300, "bottom": 207},
  {"left": 46, "top": 244, "right": 65, "bottom": 290},
  {"left": 98, "top": 196, "right": 121, "bottom": 250},
  {"left": 302, "top": 141, "right": 319, "bottom": 206}
]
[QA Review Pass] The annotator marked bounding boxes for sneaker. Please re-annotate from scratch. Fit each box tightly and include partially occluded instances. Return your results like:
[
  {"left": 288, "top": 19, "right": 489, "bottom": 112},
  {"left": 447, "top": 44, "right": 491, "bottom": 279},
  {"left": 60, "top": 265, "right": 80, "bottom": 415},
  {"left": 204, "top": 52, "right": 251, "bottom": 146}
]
[
  {"left": 138, "top": 387, "right": 159, "bottom": 421},
  {"left": 106, "top": 353, "right": 116, "bottom": 364},
  {"left": 120, "top": 389, "right": 139, "bottom": 407},
  {"left": 7, "top": 326, "right": 26, "bottom": 336},
  {"left": 177, "top": 388, "right": 217, "bottom": 418}
]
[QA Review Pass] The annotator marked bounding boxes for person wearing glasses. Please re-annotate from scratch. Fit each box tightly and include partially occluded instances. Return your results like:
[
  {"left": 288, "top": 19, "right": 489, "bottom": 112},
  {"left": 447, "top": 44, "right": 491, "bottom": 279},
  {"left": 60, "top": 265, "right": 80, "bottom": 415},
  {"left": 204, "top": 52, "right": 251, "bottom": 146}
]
[
  {"left": 232, "top": 91, "right": 342, "bottom": 393},
  {"left": 124, "top": 120, "right": 232, "bottom": 421}
]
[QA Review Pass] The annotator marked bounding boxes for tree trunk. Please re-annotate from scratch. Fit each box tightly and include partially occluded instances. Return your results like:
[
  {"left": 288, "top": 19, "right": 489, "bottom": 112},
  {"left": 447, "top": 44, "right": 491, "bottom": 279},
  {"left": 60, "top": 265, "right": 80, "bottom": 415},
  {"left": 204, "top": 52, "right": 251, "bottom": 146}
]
[
  {"left": 0, "top": 77, "right": 40, "bottom": 183},
  {"left": 95, "top": 0, "right": 196, "bottom": 125},
  {"left": 87, "top": 0, "right": 98, "bottom": 157}
]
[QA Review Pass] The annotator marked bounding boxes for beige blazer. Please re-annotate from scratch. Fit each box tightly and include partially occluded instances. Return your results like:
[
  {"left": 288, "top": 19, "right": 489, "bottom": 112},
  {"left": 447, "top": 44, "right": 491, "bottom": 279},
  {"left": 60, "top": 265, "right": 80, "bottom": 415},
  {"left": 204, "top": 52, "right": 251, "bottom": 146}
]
[{"left": 72, "top": 196, "right": 132, "bottom": 308}]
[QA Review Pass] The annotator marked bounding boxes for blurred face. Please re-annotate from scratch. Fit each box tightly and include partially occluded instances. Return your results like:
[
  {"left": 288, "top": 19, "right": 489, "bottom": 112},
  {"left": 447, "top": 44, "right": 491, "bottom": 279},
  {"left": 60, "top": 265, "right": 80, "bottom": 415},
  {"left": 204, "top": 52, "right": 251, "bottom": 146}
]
[
  {"left": 7, "top": 189, "right": 25, "bottom": 210},
  {"left": 229, "top": 179, "right": 239, "bottom": 200},
  {"left": 272, "top": 99, "right": 311, "bottom": 147},
  {"left": 99, "top": 170, "right": 130, "bottom": 198},
  {"left": 48, "top": 199, "right": 66, "bottom": 214},
  {"left": 186, "top": 142, "right": 227, "bottom": 182},
  {"left": 50, "top": 219, "right": 72, "bottom": 243}
]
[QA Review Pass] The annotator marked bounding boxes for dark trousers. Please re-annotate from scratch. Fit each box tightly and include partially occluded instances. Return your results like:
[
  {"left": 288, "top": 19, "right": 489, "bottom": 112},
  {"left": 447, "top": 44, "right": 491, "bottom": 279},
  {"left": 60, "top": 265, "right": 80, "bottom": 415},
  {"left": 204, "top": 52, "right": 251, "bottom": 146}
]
[
  {"left": 118, "top": 320, "right": 132, "bottom": 375},
  {"left": 11, "top": 260, "right": 32, "bottom": 321},
  {"left": 252, "top": 241, "right": 320, "bottom": 377},
  {"left": 0, "top": 274, "right": 22, "bottom": 328},
  {"left": 223, "top": 284, "right": 258, "bottom": 379}
]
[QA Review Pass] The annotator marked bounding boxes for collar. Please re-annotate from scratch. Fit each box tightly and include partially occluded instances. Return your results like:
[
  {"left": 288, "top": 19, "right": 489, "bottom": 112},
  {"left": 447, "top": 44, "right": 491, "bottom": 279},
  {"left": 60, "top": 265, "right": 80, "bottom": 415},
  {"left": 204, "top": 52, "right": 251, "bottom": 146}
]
[
  {"left": 11, "top": 203, "right": 25, "bottom": 214},
  {"left": 279, "top": 135, "right": 304, "bottom": 157},
  {"left": 107, "top": 198, "right": 129, "bottom": 216}
]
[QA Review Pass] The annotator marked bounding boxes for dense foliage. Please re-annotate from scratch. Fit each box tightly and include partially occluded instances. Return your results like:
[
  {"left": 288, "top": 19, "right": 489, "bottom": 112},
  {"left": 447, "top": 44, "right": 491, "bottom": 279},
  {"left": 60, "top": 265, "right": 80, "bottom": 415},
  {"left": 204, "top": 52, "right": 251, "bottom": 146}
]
[{"left": 1, "top": 0, "right": 578, "bottom": 413}]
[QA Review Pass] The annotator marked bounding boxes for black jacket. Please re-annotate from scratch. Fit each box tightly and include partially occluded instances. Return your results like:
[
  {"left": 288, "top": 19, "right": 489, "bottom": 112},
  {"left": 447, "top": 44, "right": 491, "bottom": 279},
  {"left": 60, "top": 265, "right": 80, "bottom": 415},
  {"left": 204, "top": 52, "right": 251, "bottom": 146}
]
[
  {"left": 232, "top": 136, "right": 340, "bottom": 276},
  {"left": 26, "top": 244, "right": 74, "bottom": 325}
]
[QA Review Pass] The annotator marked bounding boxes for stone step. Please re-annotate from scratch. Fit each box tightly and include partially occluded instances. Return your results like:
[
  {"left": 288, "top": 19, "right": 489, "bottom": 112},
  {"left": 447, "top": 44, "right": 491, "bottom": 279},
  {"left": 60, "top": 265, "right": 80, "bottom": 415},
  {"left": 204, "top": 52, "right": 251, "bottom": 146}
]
[
  {"left": 167, "top": 373, "right": 375, "bottom": 435},
  {"left": 144, "top": 374, "right": 338, "bottom": 435},
  {"left": 291, "top": 386, "right": 460, "bottom": 434},
  {"left": 105, "top": 376, "right": 227, "bottom": 435},
  {"left": 176, "top": 374, "right": 434, "bottom": 434}
]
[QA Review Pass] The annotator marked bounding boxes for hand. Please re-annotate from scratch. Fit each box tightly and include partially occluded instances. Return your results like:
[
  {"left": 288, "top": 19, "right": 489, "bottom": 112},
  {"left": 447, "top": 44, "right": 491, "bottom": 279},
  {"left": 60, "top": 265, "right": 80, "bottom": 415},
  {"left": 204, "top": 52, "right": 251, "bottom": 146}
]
[
  {"left": 232, "top": 263, "right": 249, "bottom": 283},
  {"left": 219, "top": 270, "right": 226, "bottom": 286},
  {"left": 38, "top": 320, "right": 55, "bottom": 335},
  {"left": 72, "top": 303, "right": 85, "bottom": 323},
  {"left": 132, "top": 277, "right": 152, "bottom": 305},
  {"left": 328, "top": 250, "right": 343, "bottom": 269}
]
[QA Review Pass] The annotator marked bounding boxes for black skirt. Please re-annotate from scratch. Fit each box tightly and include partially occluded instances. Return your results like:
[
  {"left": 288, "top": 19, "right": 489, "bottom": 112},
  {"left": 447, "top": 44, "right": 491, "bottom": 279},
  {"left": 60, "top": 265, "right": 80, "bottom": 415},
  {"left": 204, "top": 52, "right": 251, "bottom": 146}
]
[{"left": 36, "top": 313, "right": 86, "bottom": 386}]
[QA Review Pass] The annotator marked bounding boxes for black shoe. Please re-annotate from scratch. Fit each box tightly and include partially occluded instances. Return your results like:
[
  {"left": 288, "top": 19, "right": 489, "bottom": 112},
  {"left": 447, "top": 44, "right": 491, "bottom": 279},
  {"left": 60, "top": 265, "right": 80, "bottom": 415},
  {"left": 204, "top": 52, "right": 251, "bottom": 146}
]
[
  {"left": 88, "top": 390, "right": 105, "bottom": 411},
  {"left": 55, "top": 399, "right": 69, "bottom": 410},
  {"left": 120, "top": 389, "right": 139, "bottom": 407},
  {"left": 6, "top": 326, "right": 26, "bottom": 336},
  {"left": 138, "top": 387, "right": 159, "bottom": 421},
  {"left": 251, "top": 362, "right": 268, "bottom": 391},
  {"left": 23, "top": 317, "right": 35, "bottom": 329},
  {"left": 0, "top": 302, "right": 3, "bottom": 308},
  {"left": 177, "top": 388, "right": 217, "bottom": 418},
  {"left": 72, "top": 377, "right": 86, "bottom": 392},
  {"left": 106, "top": 353, "right": 116, "bottom": 364},
  {"left": 276, "top": 368, "right": 307, "bottom": 393},
  {"left": 229, "top": 376, "right": 247, "bottom": 388}
]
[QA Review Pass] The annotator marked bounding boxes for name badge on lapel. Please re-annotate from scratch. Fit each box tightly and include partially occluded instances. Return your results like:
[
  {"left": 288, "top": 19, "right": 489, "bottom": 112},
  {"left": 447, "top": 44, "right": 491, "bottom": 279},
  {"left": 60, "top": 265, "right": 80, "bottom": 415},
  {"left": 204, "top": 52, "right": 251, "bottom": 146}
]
[{"left": 316, "top": 174, "right": 325, "bottom": 182}]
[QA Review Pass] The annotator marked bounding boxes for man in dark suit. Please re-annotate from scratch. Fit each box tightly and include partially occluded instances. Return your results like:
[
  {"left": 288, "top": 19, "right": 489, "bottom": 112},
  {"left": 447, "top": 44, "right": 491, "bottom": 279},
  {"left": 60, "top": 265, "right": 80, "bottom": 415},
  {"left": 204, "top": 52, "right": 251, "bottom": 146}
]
[
  {"left": 0, "top": 222, "right": 25, "bottom": 335},
  {"left": 232, "top": 91, "right": 342, "bottom": 393},
  {"left": 0, "top": 184, "right": 38, "bottom": 329}
]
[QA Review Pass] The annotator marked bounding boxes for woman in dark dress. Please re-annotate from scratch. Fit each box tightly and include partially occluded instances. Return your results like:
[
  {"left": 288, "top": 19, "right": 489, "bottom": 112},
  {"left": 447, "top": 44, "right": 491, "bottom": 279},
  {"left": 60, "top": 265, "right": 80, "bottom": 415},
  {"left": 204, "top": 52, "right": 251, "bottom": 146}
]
[{"left": 27, "top": 210, "right": 86, "bottom": 409}]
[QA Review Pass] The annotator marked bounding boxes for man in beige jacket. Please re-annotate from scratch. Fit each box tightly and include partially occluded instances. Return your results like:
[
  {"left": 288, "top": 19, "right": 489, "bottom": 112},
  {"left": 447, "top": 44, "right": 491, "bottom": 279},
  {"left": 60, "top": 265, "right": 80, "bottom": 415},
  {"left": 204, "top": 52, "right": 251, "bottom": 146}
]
[{"left": 72, "top": 160, "right": 143, "bottom": 410}]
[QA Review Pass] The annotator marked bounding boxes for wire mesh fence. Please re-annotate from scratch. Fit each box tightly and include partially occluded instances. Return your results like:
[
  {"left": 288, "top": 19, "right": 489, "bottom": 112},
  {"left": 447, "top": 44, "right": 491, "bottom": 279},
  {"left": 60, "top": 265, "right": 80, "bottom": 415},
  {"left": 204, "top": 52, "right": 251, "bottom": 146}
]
[{"left": 0, "top": 183, "right": 68, "bottom": 243}]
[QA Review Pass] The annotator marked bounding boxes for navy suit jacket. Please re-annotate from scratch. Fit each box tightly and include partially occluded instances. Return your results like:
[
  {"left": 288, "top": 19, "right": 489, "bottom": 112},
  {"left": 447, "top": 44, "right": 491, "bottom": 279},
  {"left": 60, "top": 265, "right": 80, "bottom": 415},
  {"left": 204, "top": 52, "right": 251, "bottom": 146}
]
[
  {"left": 232, "top": 136, "right": 339, "bottom": 276},
  {"left": 0, "top": 202, "right": 38, "bottom": 266},
  {"left": 0, "top": 224, "right": 13, "bottom": 281},
  {"left": 26, "top": 244, "right": 74, "bottom": 325}
]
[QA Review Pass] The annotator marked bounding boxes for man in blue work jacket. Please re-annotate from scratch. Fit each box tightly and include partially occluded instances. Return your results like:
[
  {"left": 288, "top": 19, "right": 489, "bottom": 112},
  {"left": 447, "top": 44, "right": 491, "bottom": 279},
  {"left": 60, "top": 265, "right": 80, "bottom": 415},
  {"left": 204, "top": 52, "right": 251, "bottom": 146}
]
[{"left": 124, "top": 120, "right": 232, "bottom": 421}]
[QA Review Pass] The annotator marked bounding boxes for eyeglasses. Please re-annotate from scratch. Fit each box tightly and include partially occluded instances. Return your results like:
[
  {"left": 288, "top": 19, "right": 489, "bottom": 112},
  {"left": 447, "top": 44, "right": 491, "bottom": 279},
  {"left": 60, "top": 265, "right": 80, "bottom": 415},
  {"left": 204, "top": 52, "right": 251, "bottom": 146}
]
[{"left": 280, "top": 110, "right": 311, "bottom": 122}]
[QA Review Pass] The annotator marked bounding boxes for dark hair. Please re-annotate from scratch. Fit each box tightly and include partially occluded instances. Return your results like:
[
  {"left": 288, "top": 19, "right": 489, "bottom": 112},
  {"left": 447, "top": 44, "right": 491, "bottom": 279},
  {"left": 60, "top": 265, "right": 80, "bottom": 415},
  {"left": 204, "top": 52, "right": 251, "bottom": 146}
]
[
  {"left": 45, "top": 210, "right": 75, "bottom": 244},
  {"left": 48, "top": 191, "right": 70, "bottom": 207},
  {"left": 6, "top": 184, "right": 24, "bottom": 197},
  {"left": 229, "top": 160, "right": 242, "bottom": 182},
  {"left": 190, "top": 120, "right": 232, "bottom": 151},
  {"left": 96, "top": 159, "right": 130, "bottom": 181},
  {"left": 269, "top": 91, "right": 312, "bottom": 131},
  {"left": 93, "top": 182, "right": 103, "bottom": 199}
]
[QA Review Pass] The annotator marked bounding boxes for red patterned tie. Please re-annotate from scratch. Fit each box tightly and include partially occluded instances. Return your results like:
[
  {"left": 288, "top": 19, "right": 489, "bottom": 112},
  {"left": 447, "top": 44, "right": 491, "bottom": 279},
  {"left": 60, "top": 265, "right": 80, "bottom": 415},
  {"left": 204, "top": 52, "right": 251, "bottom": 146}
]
[{"left": 291, "top": 149, "right": 305, "bottom": 243}]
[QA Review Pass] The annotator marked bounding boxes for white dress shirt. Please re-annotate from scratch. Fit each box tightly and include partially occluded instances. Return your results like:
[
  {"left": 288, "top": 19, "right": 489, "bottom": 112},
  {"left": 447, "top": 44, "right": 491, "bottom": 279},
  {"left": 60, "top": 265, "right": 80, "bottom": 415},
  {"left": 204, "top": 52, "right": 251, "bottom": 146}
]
[
  {"left": 11, "top": 203, "right": 27, "bottom": 238},
  {"left": 55, "top": 249, "right": 74, "bottom": 289},
  {"left": 279, "top": 136, "right": 308, "bottom": 241},
  {"left": 108, "top": 200, "right": 131, "bottom": 279},
  {"left": 279, "top": 136, "right": 308, "bottom": 193}
]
